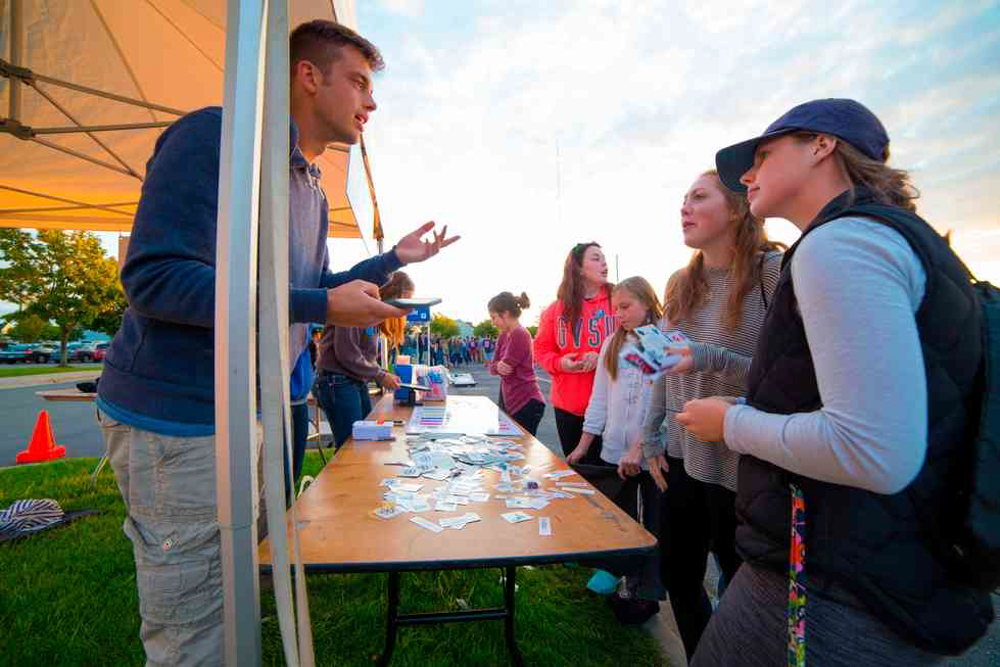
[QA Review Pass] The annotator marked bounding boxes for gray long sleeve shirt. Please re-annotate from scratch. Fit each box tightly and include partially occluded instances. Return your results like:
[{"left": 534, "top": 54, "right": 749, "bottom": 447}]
[{"left": 723, "top": 217, "right": 928, "bottom": 495}]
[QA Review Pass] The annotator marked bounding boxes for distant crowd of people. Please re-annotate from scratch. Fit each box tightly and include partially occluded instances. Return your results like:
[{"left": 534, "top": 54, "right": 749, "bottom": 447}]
[{"left": 397, "top": 332, "right": 497, "bottom": 368}]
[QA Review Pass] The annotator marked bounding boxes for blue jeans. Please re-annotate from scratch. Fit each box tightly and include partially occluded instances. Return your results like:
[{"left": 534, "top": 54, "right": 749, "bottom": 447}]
[
  {"left": 282, "top": 401, "right": 310, "bottom": 507},
  {"left": 313, "top": 372, "right": 372, "bottom": 447}
]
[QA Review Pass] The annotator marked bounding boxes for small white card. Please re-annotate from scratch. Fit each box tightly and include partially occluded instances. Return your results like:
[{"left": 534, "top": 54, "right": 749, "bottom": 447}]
[
  {"left": 410, "top": 516, "right": 443, "bottom": 533},
  {"left": 409, "top": 495, "right": 432, "bottom": 511},
  {"left": 527, "top": 498, "right": 550, "bottom": 510},
  {"left": 539, "top": 517, "right": 552, "bottom": 536},
  {"left": 564, "top": 486, "right": 595, "bottom": 495},
  {"left": 543, "top": 470, "right": 578, "bottom": 480},
  {"left": 395, "top": 483, "right": 423, "bottom": 493},
  {"left": 501, "top": 511, "right": 533, "bottom": 524}
]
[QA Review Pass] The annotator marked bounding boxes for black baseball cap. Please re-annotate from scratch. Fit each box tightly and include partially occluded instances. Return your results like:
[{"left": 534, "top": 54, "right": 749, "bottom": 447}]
[{"left": 715, "top": 98, "right": 890, "bottom": 193}]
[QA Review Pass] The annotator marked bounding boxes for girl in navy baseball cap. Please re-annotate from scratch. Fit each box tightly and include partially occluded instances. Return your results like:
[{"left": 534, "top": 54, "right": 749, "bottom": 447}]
[{"left": 675, "top": 100, "right": 992, "bottom": 665}]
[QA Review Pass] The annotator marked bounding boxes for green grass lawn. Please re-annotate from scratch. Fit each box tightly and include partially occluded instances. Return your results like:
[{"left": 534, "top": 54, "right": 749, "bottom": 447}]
[
  {"left": 0, "top": 364, "right": 102, "bottom": 379},
  {"left": 0, "top": 454, "right": 667, "bottom": 667}
]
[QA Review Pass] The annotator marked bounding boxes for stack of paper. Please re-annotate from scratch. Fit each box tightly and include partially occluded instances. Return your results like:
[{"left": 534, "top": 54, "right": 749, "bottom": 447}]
[{"left": 353, "top": 421, "right": 393, "bottom": 440}]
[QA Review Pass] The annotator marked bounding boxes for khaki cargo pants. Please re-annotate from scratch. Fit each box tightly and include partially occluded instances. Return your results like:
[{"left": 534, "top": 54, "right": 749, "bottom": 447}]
[{"left": 98, "top": 410, "right": 263, "bottom": 667}]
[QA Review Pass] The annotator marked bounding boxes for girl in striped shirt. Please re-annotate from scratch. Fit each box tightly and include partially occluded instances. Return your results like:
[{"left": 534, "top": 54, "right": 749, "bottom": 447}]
[{"left": 642, "top": 169, "right": 784, "bottom": 661}]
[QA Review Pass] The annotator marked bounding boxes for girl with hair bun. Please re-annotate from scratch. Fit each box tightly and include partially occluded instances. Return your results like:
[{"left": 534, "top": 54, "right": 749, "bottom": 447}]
[{"left": 487, "top": 291, "right": 546, "bottom": 436}]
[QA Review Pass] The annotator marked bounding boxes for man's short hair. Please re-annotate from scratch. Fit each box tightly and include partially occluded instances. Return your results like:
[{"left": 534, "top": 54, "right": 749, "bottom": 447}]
[{"left": 289, "top": 20, "right": 384, "bottom": 79}]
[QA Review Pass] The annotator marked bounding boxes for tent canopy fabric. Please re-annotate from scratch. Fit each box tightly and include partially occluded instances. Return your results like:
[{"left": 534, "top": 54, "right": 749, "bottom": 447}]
[{"left": 0, "top": 0, "right": 363, "bottom": 238}]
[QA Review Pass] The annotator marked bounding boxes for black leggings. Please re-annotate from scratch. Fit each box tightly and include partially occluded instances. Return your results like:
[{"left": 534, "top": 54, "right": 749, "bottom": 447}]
[
  {"left": 660, "top": 456, "right": 742, "bottom": 661},
  {"left": 510, "top": 399, "right": 545, "bottom": 437},
  {"left": 554, "top": 407, "right": 604, "bottom": 465}
]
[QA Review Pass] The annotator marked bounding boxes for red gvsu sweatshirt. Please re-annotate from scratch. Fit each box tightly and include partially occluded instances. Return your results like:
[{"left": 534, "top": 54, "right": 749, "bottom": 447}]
[{"left": 533, "top": 290, "right": 618, "bottom": 416}]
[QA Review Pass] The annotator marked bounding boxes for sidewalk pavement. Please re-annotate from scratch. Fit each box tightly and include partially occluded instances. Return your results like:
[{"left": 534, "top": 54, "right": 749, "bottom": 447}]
[{"left": 0, "top": 370, "right": 101, "bottom": 391}]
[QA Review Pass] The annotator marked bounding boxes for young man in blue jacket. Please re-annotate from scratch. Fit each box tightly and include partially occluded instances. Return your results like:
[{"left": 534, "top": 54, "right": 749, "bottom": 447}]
[{"left": 96, "top": 21, "right": 457, "bottom": 665}]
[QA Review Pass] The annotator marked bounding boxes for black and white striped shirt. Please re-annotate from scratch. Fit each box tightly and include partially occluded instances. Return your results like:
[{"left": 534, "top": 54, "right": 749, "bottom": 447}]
[{"left": 641, "top": 251, "right": 782, "bottom": 492}]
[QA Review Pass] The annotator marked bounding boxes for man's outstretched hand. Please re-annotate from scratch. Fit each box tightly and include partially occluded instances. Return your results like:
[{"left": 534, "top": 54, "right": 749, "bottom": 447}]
[
  {"left": 326, "top": 280, "right": 408, "bottom": 327},
  {"left": 394, "top": 221, "right": 460, "bottom": 264}
]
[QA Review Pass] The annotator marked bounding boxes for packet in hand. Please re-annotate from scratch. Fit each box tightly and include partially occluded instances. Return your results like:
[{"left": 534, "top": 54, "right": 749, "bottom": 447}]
[{"left": 621, "top": 324, "right": 690, "bottom": 375}]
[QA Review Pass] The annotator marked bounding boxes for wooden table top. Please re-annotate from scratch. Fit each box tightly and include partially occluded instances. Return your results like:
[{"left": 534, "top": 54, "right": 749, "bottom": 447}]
[
  {"left": 37, "top": 388, "right": 96, "bottom": 402},
  {"left": 259, "top": 395, "right": 657, "bottom": 572}
]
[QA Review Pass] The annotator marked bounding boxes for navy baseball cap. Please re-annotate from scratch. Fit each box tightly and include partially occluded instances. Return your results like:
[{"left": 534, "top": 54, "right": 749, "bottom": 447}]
[{"left": 715, "top": 98, "right": 889, "bottom": 193}]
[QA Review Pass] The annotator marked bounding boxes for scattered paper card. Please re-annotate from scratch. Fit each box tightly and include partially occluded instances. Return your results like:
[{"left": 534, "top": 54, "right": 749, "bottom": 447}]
[
  {"left": 543, "top": 470, "right": 578, "bottom": 480},
  {"left": 564, "top": 486, "right": 595, "bottom": 495},
  {"left": 439, "top": 512, "right": 482, "bottom": 530},
  {"left": 539, "top": 517, "right": 552, "bottom": 536},
  {"left": 410, "top": 516, "right": 443, "bottom": 533},
  {"left": 501, "top": 511, "right": 533, "bottom": 524},
  {"left": 409, "top": 496, "right": 431, "bottom": 512}
]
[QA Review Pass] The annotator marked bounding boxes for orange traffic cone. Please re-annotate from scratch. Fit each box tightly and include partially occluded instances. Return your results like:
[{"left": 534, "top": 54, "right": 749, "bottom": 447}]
[{"left": 16, "top": 410, "right": 66, "bottom": 464}]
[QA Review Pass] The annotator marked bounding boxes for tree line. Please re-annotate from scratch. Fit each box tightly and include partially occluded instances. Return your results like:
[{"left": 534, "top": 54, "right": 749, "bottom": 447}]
[{"left": 0, "top": 229, "right": 127, "bottom": 364}]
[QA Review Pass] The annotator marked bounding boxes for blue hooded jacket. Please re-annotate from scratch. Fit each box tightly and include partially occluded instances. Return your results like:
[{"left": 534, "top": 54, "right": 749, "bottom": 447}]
[{"left": 98, "top": 107, "right": 400, "bottom": 435}]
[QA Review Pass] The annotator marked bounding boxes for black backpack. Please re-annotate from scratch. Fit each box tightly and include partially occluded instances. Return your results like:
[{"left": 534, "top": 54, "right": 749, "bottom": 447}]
[
  {"left": 850, "top": 204, "right": 1000, "bottom": 593},
  {"left": 959, "top": 274, "right": 1000, "bottom": 592}
]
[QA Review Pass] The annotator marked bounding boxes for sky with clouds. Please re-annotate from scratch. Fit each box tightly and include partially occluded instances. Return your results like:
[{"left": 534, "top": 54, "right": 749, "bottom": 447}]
[
  {"left": 336, "top": 0, "right": 1000, "bottom": 326},
  {"left": 4, "top": 0, "right": 998, "bottom": 329}
]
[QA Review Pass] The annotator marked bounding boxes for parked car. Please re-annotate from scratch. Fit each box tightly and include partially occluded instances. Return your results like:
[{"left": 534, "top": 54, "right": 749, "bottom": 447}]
[
  {"left": 71, "top": 342, "right": 109, "bottom": 363},
  {"left": 0, "top": 343, "right": 56, "bottom": 364}
]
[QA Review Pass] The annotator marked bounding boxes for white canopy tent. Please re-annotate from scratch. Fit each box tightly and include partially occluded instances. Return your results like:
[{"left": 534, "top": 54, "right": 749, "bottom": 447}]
[{"left": 1, "top": 1, "right": 377, "bottom": 664}]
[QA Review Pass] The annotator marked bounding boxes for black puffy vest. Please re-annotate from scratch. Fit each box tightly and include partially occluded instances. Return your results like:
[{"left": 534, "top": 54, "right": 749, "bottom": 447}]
[{"left": 737, "top": 189, "right": 993, "bottom": 655}]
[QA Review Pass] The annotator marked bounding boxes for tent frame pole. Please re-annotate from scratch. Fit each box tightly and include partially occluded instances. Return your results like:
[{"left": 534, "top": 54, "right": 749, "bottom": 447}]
[
  {"left": 0, "top": 58, "right": 187, "bottom": 116},
  {"left": 215, "top": 0, "right": 267, "bottom": 665},
  {"left": 8, "top": 0, "right": 22, "bottom": 121}
]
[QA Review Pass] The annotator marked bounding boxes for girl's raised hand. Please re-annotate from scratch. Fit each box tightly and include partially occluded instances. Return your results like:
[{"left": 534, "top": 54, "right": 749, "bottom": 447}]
[{"left": 666, "top": 345, "right": 694, "bottom": 374}]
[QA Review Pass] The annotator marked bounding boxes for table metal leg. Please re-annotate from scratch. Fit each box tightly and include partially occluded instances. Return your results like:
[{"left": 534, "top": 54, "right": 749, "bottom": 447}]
[
  {"left": 377, "top": 567, "right": 524, "bottom": 666},
  {"left": 504, "top": 566, "right": 524, "bottom": 667},
  {"left": 377, "top": 571, "right": 401, "bottom": 667}
]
